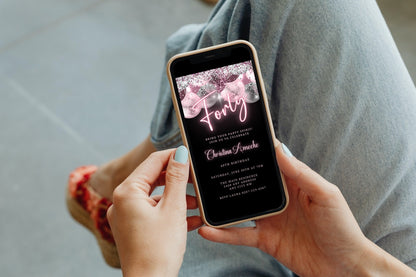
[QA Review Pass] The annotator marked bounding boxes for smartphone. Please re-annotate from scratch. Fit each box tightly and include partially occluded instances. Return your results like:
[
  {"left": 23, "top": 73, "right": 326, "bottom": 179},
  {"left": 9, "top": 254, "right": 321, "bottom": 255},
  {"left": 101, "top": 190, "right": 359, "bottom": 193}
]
[{"left": 167, "top": 40, "right": 288, "bottom": 227}]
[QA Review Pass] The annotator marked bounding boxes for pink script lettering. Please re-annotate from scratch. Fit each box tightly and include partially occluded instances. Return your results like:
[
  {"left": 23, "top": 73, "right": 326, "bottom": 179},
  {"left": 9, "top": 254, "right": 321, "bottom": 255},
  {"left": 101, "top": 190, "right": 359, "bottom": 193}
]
[{"left": 194, "top": 92, "right": 247, "bottom": 131}]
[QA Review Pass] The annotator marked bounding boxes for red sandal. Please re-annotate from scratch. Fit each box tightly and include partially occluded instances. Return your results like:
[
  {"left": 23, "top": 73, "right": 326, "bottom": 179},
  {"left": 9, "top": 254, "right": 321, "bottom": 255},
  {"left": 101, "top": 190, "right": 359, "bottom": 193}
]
[{"left": 66, "top": 165, "right": 120, "bottom": 268}]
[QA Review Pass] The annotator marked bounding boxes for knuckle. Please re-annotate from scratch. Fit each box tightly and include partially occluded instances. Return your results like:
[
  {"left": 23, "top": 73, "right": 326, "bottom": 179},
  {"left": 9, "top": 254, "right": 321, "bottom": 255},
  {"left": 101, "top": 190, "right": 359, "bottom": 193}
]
[
  {"left": 328, "top": 184, "right": 342, "bottom": 197},
  {"left": 166, "top": 165, "right": 186, "bottom": 183},
  {"left": 148, "top": 151, "right": 160, "bottom": 159},
  {"left": 112, "top": 185, "right": 126, "bottom": 205},
  {"left": 106, "top": 205, "right": 114, "bottom": 222}
]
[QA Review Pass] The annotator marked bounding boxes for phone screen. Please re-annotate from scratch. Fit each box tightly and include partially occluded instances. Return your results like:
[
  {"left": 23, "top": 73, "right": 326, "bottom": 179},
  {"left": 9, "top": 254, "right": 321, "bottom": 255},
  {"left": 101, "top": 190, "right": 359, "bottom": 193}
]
[{"left": 169, "top": 42, "right": 286, "bottom": 226}]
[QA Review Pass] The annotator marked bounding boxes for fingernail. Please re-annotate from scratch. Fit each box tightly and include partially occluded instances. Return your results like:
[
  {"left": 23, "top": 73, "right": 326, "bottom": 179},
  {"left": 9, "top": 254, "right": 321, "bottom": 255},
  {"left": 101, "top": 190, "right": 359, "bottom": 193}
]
[
  {"left": 174, "top": 145, "right": 189, "bottom": 164},
  {"left": 282, "top": 143, "right": 293, "bottom": 157}
]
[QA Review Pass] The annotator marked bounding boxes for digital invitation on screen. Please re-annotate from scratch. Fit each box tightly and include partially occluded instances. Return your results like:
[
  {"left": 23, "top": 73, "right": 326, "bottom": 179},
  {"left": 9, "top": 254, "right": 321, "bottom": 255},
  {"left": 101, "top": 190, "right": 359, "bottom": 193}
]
[{"left": 175, "top": 60, "right": 281, "bottom": 222}]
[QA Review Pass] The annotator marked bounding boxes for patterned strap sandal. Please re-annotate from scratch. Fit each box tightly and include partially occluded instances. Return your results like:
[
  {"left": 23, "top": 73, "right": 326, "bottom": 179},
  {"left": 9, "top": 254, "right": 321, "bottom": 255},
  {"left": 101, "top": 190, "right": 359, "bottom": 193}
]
[{"left": 66, "top": 165, "right": 120, "bottom": 268}]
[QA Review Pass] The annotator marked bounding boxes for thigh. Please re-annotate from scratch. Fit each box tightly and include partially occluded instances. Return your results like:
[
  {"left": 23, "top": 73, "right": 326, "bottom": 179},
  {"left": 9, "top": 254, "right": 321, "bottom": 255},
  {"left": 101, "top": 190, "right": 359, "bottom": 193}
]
[
  {"left": 151, "top": 0, "right": 416, "bottom": 270},
  {"left": 180, "top": 228, "right": 291, "bottom": 277},
  {"left": 272, "top": 0, "right": 416, "bottom": 268}
]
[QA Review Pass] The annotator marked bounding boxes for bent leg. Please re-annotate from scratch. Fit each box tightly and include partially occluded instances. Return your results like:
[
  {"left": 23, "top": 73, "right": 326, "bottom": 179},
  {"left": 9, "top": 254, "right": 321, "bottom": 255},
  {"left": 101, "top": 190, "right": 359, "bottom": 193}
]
[
  {"left": 271, "top": 0, "right": 416, "bottom": 268},
  {"left": 151, "top": 0, "right": 416, "bottom": 275}
]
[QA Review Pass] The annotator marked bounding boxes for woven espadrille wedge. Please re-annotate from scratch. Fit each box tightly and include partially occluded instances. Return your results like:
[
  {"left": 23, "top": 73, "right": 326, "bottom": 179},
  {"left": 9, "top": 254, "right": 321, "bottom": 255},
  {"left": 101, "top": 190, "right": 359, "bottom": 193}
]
[{"left": 66, "top": 165, "right": 120, "bottom": 268}]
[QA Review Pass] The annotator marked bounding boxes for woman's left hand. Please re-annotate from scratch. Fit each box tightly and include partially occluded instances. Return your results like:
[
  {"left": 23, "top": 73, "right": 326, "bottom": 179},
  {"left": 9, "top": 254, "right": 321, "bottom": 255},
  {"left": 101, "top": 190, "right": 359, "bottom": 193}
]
[{"left": 107, "top": 146, "right": 202, "bottom": 277}]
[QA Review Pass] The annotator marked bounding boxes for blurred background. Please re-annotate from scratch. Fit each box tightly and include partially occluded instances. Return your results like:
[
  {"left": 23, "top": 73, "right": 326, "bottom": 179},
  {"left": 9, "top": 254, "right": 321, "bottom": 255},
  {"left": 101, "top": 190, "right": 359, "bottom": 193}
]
[{"left": 0, "top": 0, "right": 414, "bottom": 276}]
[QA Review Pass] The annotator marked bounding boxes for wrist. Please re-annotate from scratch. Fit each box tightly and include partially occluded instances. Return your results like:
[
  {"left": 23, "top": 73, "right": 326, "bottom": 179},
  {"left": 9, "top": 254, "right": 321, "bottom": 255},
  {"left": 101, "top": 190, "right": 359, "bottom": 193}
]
[
  {"left": 122, "top": 262, "right": 179, "bottom": 277},
  {"left": 349, "top": 239, "right": 383, "bottom": 277},
  {"left": 121, "top": 255, "right": 182, "bottom": 277},
  {"left": 351, "top": 238, "right": 415, "bottom": 277}
]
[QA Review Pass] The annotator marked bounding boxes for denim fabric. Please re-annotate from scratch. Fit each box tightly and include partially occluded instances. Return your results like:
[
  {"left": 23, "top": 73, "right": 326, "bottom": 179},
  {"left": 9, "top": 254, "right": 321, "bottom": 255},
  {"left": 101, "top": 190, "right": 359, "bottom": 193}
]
[{"left": 150, "top": 0, "right": 416, "bottom": 275}]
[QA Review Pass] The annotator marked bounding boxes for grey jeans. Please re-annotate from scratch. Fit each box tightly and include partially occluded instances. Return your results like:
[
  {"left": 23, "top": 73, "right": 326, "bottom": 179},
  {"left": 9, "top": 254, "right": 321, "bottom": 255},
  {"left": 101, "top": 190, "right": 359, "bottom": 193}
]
[{"left": 150, "top": 0, "right": 416, "bottom": 275}]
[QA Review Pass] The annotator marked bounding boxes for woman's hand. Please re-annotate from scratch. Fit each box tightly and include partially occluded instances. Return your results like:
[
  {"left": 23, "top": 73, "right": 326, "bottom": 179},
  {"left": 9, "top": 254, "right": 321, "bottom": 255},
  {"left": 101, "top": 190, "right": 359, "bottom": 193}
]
[
  {"left": 107, "top": 146, "right": 202, "bottom": 277},
  {"left": 198, "top": 142, "right": 415, "bottom": 277}
]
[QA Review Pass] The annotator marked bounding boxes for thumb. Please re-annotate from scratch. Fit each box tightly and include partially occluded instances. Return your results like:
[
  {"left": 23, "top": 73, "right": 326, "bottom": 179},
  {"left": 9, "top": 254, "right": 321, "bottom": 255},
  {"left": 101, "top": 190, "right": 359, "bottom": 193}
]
[
  {"left": 161, "top": 146, "right": 190, "bottom": 208},
  {"left": 275, "top": 142, "right": 339, "bottom": 201}
]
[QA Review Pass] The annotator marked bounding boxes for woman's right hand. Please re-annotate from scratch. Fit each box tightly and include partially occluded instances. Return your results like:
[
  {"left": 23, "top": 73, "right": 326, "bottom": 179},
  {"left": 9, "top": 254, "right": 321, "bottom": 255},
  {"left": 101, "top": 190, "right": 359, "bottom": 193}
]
[{"left": 199, "top": 142, "right": 416, "bottom": 276}]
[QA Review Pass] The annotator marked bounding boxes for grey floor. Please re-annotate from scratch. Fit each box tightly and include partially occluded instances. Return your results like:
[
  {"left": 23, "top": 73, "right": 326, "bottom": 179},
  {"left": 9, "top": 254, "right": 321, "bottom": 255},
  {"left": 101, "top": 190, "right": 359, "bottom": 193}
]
[{"left": 0, "top": 0, "right": 414, "bottom": 276}]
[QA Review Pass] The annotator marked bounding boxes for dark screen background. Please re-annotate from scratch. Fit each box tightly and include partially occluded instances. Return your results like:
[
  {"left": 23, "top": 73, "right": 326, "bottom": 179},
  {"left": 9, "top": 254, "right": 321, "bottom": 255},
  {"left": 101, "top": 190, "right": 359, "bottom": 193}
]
[{"left": 171, "top": 47, "right": 286, "bottom": 226}]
